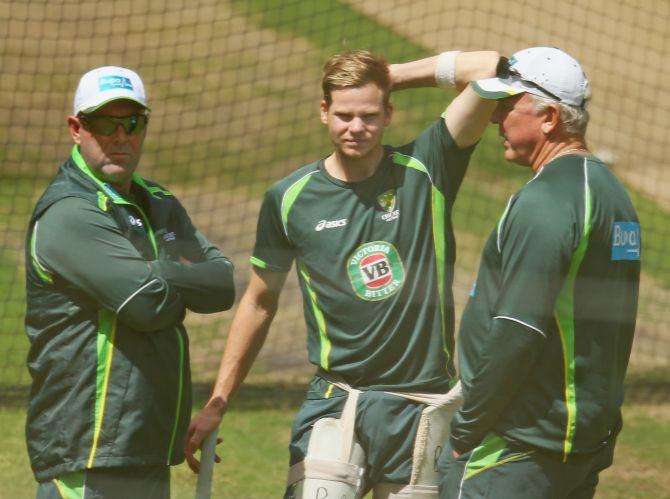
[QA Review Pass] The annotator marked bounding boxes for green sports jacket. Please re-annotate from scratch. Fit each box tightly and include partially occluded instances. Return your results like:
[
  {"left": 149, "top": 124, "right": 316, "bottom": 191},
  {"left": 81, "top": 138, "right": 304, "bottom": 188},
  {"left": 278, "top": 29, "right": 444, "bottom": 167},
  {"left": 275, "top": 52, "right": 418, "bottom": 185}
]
[
  {"left": 451, "top": 155, "right": 640, "bottom": 458},
  {"left": 25, "top": 146, "right": 235, "bottom": 482}
]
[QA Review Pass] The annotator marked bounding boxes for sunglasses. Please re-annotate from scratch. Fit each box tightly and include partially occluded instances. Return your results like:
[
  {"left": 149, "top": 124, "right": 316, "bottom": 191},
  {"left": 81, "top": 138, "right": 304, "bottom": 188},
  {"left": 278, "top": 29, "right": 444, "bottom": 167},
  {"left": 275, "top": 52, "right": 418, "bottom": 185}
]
[
  {"left": 79, "top": 114, "right": 149, "bottom": 136},
  {"left": 497, "top": 59, "right": 563, "bottom": 103},
  {"left": 512, "top": 72, "right": 562, "bottom": 102}
]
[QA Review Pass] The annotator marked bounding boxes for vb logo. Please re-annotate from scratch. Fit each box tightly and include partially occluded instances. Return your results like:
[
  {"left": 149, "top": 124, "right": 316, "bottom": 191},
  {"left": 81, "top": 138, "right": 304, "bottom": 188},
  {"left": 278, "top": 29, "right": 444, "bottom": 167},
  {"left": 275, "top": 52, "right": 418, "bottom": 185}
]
[
  {"left": 347, "top": 241, "right": 405, "bottom": 301},
  {"left": 360, "top": 254, "right": 392, "bottom": 288}
]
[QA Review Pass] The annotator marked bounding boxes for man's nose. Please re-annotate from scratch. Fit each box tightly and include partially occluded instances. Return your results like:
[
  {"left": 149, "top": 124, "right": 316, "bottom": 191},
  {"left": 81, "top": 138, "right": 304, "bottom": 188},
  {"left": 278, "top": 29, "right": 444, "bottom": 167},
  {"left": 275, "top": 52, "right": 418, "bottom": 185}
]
[
  {"left": 110, "top": 124, "right": 131, "bottom": 142},
  {"left": 349, "top": 117, "right": 365, "bottom": 133}
]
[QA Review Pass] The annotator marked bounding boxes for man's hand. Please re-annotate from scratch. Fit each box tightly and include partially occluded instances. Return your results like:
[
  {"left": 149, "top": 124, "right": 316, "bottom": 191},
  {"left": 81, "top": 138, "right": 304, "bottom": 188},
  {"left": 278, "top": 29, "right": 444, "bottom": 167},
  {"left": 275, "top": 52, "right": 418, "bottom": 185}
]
[{"left": 184, "top": 397, "right": 226, "bottom": 473}]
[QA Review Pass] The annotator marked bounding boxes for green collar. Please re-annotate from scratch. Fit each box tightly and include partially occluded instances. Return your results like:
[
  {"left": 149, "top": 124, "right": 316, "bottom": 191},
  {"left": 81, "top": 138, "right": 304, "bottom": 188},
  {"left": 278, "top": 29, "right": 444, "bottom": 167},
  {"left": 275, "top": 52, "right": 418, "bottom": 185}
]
[
  {"left": 70, "top": 145, "right": 171, "bottom": 201},
  {"left": 71, "top": 145, "right": 159, "bottom": 257}
]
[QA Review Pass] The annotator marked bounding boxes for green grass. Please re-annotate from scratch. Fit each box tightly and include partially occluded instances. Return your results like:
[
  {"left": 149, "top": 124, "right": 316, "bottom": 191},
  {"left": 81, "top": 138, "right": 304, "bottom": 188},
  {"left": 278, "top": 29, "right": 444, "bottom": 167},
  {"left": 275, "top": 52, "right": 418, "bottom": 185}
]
[
  {"left": 598, "top": 404, "right": 670, "bottom": 498},
  {"left": 230, "top": 0, "right": 428, "bottom": 61},
  {"left": 0, "top": 246, "right": 30, "bottom": 398},
  {"left": 2, "top": 383, "right": 668, "bottom": 498}
]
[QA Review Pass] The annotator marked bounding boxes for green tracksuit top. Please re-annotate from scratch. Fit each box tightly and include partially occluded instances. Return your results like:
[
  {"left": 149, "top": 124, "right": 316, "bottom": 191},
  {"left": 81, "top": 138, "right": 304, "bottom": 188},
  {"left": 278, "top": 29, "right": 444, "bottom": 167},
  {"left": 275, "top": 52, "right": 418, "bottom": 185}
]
[
  {"left": 25, "top": 146, "right": 235, "bottom": 482},
  {"left": 451, "top": 155, "right": 640, "bottom": 459},
  {"left": 252, "top": 119, "right": 475, "bottom": 391}
]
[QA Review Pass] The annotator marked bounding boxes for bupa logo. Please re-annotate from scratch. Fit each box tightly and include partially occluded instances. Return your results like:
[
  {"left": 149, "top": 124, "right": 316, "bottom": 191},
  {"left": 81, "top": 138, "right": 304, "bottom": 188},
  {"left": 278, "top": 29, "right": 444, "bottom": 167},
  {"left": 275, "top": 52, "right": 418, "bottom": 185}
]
[
  {"left": 99, "top": 75, "right": 134, "bottom": 92},
  {"left": 315, "top": 219, "right": 347, "bottom": 231},
  {"left": 347, "top": 241, "right": 405, "bottom": 301},
  {"left": 611, "top": 222, "right": 640, "bottom": 261},
  {"left": 128, "top": 215, "right": 144, "bottom": 227}
]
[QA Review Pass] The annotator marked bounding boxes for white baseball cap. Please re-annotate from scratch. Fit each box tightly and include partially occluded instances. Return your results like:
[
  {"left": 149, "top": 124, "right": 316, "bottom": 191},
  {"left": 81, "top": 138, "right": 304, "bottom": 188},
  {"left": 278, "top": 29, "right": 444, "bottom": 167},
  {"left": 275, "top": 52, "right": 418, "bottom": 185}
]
[
  {"left": 73, "top": 66, "right": 150, "bottom": 115},
  {"left": 472, "top": 47, "right": 591, "bottom": 107}
]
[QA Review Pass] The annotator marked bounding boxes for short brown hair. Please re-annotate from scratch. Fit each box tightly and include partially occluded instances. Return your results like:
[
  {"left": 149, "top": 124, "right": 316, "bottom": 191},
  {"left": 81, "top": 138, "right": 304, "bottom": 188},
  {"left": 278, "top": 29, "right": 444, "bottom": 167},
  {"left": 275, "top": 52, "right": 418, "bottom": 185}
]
[{"left": 321, "top": 50, "right": 391, "bottom": 106}]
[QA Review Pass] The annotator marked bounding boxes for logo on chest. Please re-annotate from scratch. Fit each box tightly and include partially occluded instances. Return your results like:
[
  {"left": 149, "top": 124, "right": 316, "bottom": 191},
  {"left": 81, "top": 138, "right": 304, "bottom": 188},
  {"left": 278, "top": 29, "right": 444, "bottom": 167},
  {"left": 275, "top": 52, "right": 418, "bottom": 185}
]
[
  {"left": 347, "top": 241, "right": 405, "bottom": 301},
  {"left": 128, "top": 215, "right": 144, "bottom": 228},
  {"left": 377, "top": 189, "right": 400, "bottom": 222},
  {"left": 315, "top": 218, "right": 348, "bottom": 231}
]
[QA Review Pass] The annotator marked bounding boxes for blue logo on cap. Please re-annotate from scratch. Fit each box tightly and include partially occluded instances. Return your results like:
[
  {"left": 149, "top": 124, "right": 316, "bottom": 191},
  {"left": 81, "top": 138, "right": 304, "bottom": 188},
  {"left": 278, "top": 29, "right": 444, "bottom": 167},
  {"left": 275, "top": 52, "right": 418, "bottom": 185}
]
[
  {"left": 611, "top": 222, "right": 640, "bottom": 261},
  {"left": 98, "top": 76, "right": 133, "bottom": 92}
]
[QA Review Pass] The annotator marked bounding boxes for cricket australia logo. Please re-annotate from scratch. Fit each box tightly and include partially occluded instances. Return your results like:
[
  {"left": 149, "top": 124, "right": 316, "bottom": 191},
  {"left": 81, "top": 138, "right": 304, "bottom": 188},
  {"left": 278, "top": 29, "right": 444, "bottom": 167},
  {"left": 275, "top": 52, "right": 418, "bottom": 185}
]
[
  {"left": 377, "top": 189, "right": 400, "bottom": 222},
  {"left": 347, "top": 241, "right": 405, "bottom": 301}
]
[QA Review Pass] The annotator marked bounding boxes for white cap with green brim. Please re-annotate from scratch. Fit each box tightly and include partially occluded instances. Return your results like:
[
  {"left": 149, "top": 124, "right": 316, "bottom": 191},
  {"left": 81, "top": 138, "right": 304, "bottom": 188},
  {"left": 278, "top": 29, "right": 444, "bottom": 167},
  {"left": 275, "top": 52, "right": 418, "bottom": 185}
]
[
  {"left": 472, "top": 46, "right": 591, "bottom": 108},
  {"left": 73, "top": 66, "right": 150, "bottom": 115}
]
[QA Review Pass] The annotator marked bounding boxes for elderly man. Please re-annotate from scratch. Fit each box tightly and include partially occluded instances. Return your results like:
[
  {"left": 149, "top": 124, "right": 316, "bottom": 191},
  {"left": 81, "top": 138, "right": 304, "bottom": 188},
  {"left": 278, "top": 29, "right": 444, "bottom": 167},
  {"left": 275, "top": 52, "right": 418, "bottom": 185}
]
[
  {"left": 25, "top": 66, "right": 235, "bottom": 498},
  {"left": 439, "top": 47, "right": 641, "bottom": 498}
]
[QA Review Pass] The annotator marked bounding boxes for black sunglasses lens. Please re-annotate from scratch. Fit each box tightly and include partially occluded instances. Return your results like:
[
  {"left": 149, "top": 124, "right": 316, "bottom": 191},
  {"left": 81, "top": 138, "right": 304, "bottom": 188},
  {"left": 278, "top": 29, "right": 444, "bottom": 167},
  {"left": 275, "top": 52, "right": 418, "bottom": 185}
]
[
  {"left": 124, "top": 115, "right": 148, "bottom": 135},
  {"left": 82, "top": 115, "right": 147, "bottom": 136}
]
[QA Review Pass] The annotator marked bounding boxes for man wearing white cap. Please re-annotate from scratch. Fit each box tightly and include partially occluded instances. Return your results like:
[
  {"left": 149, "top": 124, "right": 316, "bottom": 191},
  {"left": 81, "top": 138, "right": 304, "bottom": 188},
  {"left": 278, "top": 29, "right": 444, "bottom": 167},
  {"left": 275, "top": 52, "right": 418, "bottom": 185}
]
[
  {"left": 438, "top": 47, "right": 640, "bottom": 498},
  {"left": 25, "top": 66, "right": 235, "bottom": 498}
]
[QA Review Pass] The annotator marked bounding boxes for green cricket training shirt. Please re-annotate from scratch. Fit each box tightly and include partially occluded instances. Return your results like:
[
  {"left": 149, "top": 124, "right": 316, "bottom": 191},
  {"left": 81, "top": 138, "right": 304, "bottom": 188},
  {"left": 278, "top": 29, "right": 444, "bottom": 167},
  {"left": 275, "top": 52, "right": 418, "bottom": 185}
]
[
  {"left": 252, "top": 119, "right": 475, "bottom": 391},
  {"left": 452, "top": 154, "right": 640, "bottom": 458}
]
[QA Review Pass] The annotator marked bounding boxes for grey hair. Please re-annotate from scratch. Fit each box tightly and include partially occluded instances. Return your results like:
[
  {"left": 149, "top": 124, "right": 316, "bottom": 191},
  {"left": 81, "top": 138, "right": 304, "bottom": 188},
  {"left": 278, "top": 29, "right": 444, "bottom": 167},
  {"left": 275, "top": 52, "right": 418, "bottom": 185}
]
[{"left": 530, "top": 94, "right": 590, "bottom": 136}]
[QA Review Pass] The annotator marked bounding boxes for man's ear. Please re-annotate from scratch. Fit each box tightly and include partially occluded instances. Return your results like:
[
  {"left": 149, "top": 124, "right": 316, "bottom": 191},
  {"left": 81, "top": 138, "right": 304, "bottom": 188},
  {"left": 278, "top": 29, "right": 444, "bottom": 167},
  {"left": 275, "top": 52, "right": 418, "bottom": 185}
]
[
  {"left": 540, "top": 103, "right": 560, "bottom": 135},
  {"left": 67, "top": 116, "right": 82, "bottom": 145},
  {"left": 319, "top": 100, "right": 329, "bottom": 125}
]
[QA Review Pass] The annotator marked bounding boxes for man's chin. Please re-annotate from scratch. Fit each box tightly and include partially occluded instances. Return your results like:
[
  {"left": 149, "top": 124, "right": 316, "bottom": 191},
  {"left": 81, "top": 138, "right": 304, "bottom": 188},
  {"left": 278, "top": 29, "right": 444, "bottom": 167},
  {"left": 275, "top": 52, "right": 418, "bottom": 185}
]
[
  {"left": 503, "top": 151, "right": 531, "bottom": 168},
  {"left": 101, "top": 164, "right": 136, "bottom": 182},
  {"left": 340, "top": 145, "right": 374, "bottom": 159}
]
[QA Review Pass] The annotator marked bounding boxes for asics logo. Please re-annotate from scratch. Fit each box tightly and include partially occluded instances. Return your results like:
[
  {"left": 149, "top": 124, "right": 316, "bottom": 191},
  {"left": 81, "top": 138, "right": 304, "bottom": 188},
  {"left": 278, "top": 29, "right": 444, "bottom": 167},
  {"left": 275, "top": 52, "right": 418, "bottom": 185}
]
[
  {"left": 315, "top": 219, "right": 347, "bottom": 231},
  {"left": 128, "top": 215, "right": 144, "bottom": 227}
]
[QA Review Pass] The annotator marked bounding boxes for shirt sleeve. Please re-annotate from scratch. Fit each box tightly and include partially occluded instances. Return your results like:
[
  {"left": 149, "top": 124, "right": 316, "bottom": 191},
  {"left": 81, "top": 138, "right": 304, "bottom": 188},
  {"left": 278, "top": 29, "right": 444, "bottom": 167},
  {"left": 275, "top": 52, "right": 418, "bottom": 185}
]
[
  {"left": 151, "top": 200, "right": 235, "bottom": 313},
  {"left": 401, "top": 117, "right": 476, "bottom": 203},
  {"left": 494, "top": 189, "right": 576, "bottom": 335},
  {"left": 35, "top": 197, "right": 185, "bottom": 332},
  {"left": 250, "top": 187, "right": 295, "bottom": 272},
  {"left": 450, "top": 318, "right": 544, "bottom": 453}
]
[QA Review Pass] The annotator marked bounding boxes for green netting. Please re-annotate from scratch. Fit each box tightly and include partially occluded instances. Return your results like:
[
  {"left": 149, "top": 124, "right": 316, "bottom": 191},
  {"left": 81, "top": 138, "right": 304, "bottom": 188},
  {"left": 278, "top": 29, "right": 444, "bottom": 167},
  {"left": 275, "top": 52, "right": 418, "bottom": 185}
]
[{"left": 1, "top": 0, "right": 668, "bottom": 402}]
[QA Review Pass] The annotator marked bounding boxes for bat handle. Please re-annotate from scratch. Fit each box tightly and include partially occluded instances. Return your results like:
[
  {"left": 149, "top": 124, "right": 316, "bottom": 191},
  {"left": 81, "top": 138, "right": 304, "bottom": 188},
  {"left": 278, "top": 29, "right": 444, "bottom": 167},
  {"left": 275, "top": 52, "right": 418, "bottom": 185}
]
[{"left": 195, "top": 426, "right": 219, "bottom": 499}]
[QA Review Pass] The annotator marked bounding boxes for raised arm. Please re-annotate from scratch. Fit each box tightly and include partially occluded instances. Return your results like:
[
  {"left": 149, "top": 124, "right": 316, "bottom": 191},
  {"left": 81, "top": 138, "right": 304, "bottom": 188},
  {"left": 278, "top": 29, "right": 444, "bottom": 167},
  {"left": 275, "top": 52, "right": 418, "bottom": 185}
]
[
  {"left": 184, "top": 266, "right": 287, "bottom": 472},
  {"left": 390, "top": 50, "right": 501, "bottom": 148}
]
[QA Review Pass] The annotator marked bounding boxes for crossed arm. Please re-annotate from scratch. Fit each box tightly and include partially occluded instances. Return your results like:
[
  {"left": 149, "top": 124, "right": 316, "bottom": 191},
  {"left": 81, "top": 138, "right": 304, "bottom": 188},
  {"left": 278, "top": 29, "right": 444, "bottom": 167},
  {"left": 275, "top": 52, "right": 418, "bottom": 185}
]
[{"left": 34, "top": 197, "right": 234, "bottom": 330}]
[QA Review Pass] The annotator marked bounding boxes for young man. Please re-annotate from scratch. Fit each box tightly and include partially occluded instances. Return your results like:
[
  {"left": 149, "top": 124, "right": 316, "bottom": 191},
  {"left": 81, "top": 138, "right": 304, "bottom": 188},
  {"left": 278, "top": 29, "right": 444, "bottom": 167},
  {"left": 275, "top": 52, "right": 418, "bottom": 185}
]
[
  {"left": 25, "top": 66, "right": 235, "bottom": 498},
  {"left": 440, "top": 47, "right": 641, "bottom": 498},
  {"left": 185, "top": 49, "right": 500, "bottom": 497}
]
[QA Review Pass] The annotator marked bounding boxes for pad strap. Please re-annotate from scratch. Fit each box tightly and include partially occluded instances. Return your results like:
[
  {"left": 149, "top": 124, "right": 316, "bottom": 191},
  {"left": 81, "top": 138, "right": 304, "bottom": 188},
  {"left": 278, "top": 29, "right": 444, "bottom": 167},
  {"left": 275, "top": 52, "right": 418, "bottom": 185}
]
[
  {"left": 286, "top": 388, "right": 364, "bottom": 488},
  {"left": 287, "top": 458, "right": 364, "bottom": 487},
  {"left": 374, "top": 482, "right": 438, "bottom": 497},
  {"left": 385, "top": 381, "right": 463, "bottom": 408},
  {"left": 319, "top": 371, "right": 463, "bottom": 408},
  {"left": 340, "top": 388, "right": 360, "bottom": 460}
]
